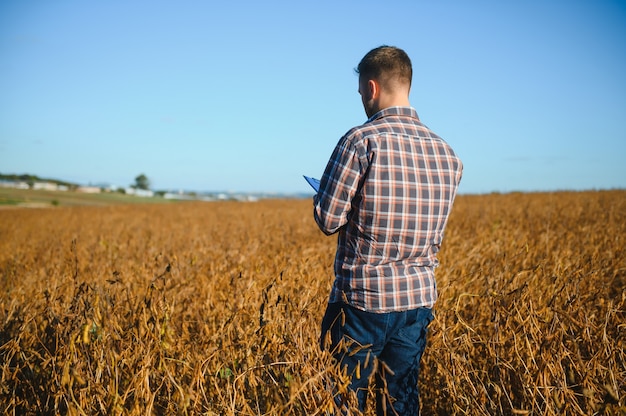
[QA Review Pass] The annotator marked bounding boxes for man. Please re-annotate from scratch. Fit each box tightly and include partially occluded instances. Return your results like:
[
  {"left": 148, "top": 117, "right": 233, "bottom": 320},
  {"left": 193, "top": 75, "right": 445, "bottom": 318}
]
[{"left": 313, "top": 46, "right": 463, "bottom": 415}]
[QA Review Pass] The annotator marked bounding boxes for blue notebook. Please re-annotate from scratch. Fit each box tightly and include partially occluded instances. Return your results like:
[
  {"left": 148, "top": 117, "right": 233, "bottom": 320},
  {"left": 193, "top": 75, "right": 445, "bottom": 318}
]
[{"left": 303, "top": 175, "right": 320, "bottom": 192}]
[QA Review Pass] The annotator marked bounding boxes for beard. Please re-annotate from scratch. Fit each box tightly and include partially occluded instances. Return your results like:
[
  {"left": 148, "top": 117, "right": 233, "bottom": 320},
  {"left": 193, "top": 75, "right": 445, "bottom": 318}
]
[{"left": 362, "top": 99, "right": 377, "bottom": 118}]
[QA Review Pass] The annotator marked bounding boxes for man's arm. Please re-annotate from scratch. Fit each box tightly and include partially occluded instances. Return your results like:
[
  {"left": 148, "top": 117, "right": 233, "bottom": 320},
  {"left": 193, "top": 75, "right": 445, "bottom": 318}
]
[{"left": 313, "top": 136, "right": 367, "bottom": 235}]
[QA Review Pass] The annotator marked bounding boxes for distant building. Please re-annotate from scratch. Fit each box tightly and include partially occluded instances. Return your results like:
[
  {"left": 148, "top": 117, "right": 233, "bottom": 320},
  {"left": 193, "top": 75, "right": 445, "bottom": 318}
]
[
  {"left": 76, "top": 186, "right": 101, "bottom": 194},
  {"left": 33, "top": 182, "right": 58, "bottom": 191},
  {"left": 0, "top": 180, "right": 29, "bottom": 189},
  {"left": 92, "top": 183, "right": 117, "bottom": 192},
  {"left": 134, "top": 189, "right": 154, "bottom": 198},
  {"left": 125, "top": 187, "right": 154, "bottom": 197}
]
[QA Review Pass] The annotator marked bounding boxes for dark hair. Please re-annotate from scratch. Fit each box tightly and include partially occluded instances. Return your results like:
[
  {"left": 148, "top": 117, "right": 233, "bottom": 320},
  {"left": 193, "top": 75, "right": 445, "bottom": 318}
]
[{"left": 355, "top": 45, "right": 412, "bottom": 89}]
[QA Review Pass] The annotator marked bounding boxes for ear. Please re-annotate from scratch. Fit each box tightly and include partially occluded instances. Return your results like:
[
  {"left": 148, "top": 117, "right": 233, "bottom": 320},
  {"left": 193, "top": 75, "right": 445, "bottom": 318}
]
[{"left": 368, "top": 79, "right": 380, "bottom": 99}]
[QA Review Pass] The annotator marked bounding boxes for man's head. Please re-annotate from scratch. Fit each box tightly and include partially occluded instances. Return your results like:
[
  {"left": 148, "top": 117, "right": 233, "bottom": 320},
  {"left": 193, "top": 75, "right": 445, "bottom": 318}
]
[{"left": 356, "top": 46, "right": 412, "bottom": 117}]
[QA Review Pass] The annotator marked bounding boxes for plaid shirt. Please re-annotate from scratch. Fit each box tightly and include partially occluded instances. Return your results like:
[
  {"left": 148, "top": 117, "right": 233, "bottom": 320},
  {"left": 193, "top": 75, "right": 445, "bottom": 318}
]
[{"left": 314, "top": 106, "right": 463, "bottom": 312}]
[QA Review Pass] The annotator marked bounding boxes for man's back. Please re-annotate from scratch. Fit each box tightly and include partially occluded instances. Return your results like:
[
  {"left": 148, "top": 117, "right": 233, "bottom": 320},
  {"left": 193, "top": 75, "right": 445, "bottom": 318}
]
[{"left": 314, "top": 106, "right": 463, "bottom": 312}]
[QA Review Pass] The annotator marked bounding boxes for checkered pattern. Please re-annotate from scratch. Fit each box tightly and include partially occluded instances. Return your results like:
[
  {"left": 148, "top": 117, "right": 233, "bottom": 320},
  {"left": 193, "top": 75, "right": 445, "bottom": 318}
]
[{"left": 314, "top": 106, "right": 463, "bottom": 312}]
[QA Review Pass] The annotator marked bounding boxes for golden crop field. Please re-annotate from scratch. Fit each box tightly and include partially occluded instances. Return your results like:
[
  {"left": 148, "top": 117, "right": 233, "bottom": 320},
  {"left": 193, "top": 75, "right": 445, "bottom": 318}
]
[{"left": 0, "top": 191, "right": 624, "bottom": 415}]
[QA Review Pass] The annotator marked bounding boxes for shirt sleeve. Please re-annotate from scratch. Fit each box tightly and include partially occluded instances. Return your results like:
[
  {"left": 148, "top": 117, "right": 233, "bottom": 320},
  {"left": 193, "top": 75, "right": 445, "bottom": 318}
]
[{"left": 313, "top": 135, "right": 368, "bottom": 235}]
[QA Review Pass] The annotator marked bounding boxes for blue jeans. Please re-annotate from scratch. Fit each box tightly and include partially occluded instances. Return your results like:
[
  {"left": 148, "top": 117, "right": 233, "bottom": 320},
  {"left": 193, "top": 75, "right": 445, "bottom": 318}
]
[{"left": 320, "top": 302, "right": 433, "bottom": 415}]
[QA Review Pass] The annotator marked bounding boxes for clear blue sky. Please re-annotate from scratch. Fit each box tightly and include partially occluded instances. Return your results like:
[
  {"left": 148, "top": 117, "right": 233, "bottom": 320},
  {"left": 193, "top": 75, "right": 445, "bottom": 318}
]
[{"left": 1, "top": 1, "right": 625, "bottom": 194}]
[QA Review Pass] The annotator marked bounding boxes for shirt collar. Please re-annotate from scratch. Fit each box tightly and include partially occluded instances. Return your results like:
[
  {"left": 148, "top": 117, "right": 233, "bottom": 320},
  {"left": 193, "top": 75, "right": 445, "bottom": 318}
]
[{"left": 366, "top": 106, "right": 419, "bottom": 123}]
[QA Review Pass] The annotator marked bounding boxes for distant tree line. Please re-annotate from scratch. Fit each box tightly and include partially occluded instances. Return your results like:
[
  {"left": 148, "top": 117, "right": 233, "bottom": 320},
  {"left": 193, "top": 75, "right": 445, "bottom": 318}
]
[
  {"left": 1, "top": 173, "right": 152, "bottom": 191},
  {"left": 0, "top": 173, "right": 76, "bottom": 188}
]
